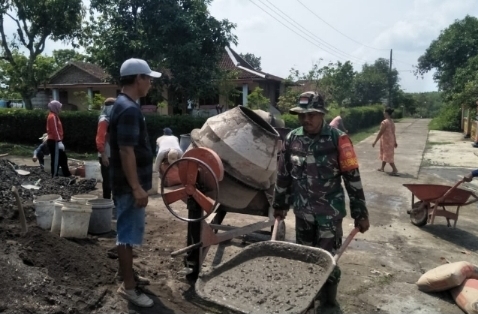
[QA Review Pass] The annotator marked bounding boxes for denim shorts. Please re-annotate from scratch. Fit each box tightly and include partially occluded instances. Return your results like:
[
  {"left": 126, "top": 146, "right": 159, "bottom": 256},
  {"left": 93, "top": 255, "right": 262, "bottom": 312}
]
[{"left": 115, "top": 193, "right": 146, "bottom": 246}]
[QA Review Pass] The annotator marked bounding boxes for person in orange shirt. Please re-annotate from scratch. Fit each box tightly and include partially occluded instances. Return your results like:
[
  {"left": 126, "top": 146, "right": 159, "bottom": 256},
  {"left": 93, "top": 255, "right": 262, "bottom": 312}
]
[
  {"left": 96, "top": 98, "right": 116, "bottom": 199},
  {"left": 46, "top": 100, "right": 72, "bottom": 178}
]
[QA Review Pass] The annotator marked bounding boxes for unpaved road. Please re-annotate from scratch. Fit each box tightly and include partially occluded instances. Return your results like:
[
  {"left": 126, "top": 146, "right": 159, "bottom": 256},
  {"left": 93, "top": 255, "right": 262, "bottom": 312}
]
[{"left": 3, "top": 118, "right": 478, "bottom": 313}]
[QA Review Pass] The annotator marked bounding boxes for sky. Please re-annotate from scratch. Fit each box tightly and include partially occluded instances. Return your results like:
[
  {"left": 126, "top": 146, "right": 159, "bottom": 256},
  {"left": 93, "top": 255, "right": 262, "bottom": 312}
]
[{"left": 3, "top": 0, "right": 478, "bottom": 93}]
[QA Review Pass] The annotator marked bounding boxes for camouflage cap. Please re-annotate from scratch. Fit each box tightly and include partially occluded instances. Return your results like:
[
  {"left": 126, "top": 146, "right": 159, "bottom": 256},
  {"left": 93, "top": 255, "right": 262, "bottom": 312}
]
[{"left": 289, "top": 91, "right": 328, "bottom": 115}]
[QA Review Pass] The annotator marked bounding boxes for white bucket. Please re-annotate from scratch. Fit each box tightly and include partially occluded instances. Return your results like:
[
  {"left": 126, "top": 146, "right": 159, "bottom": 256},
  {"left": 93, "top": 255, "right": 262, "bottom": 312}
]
[
  {"left": 87, "top": 198, "right": 114, "bottom": 234},
  {"left": 60, "top": 202, "right": 92, "bottom": 238},
  {"left": 33, "top": 194, "right": 61, "bottom": 230},
  {"left": 44, "top": 155, "right": 51, "bottom": 173},
  {"left": 85, "top": 161, "right": 102, "bottom": 181},
  {"left": 148, "top": 171, "right": 159, "bottom": 196},
  {"left": 71, "top": 194, "right": 98, "bottom": 205},
  {"left": 51, "top": 200, "right": 68, "bottom": 234}
]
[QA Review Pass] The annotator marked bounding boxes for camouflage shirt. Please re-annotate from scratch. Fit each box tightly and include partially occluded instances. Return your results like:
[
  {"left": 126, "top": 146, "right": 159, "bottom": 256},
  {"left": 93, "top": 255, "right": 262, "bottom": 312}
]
[{"left": 273, "top": 123, "right": 368, "bottom": 220}]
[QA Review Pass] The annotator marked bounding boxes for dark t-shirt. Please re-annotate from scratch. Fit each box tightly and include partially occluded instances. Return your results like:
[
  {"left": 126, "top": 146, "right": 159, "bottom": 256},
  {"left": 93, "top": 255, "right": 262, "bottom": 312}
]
[{"left": 109, "top": 93, "right": 153, "bottom": 195}]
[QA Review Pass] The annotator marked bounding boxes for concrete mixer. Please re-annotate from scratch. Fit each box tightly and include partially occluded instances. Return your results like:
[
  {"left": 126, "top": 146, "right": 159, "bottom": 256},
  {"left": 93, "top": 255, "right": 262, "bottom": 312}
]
[{"left": 161, "top": 106, "right": 290, "bottom": 280}]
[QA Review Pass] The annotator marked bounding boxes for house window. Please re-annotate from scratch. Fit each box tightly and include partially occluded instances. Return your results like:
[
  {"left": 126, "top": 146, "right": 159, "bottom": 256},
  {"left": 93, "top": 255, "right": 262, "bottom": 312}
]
[{"left": 198, "top": 94, "right": 220, "bottom": 107}]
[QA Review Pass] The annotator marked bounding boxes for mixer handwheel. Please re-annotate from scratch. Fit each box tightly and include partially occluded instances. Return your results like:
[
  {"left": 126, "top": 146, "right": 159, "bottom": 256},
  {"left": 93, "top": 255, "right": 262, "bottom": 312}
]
[{"left": 161, "top": 148, "right": 224, "bottom": 223}]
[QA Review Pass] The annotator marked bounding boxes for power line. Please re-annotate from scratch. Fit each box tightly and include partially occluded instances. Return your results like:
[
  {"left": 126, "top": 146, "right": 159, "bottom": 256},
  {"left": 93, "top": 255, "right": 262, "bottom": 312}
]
[
  {"left": 295, "top": 0, "right": 389, "bottom": 51},
  {"left": 250, "top": 0, "right": 366, "bottom": 65},
  {"left": 260, "top": 0, "right": 367, "bottom": 64}
]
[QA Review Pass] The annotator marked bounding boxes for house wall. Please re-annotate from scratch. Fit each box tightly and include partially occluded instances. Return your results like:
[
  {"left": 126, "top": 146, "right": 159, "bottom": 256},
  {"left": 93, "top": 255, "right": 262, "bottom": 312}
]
[{"left": 64, "top": 86, "right": 118, "bottom": 111}]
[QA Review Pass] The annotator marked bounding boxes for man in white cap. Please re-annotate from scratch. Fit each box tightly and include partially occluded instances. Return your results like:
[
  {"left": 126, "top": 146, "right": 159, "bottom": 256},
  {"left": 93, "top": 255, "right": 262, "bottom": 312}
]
[
  {"left": 32, "top": 133, "right": 50, "bottom": 170},
  {"left": 108, "top": 58, "right": 161, "bottom": 308}
]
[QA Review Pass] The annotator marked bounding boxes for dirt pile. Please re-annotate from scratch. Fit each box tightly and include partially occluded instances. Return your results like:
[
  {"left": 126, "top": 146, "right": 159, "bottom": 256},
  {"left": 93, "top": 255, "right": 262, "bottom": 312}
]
[
  {"left": 0, "top": 159, "right": 97, "bottom": 222},
  {"left": 0, "top": 225, "right": 117, "bottom": 314}
]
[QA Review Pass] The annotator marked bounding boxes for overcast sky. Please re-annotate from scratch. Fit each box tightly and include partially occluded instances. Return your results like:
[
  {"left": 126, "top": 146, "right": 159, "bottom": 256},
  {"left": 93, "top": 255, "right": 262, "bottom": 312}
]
[{"left": 5, "top": 0, "right": 478, "bottom": 93}]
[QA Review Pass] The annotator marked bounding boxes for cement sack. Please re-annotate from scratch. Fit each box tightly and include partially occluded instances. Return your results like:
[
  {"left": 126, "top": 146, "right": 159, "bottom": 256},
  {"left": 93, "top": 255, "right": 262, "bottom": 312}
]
[
  {"left": 451, "top": 279, "right": 478, "bottom": 314},
  {"left": 160, "top": 162, "right": 182, "bottom": 187},
  {"left": 416, "top": 261, "right": 478, "bottom": 292}
]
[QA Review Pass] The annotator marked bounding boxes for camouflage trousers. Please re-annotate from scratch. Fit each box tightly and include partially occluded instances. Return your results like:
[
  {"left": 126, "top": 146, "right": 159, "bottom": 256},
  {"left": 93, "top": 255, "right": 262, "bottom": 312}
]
[{"left": 295, "top": 213, "right": 343, "bottom": 285}]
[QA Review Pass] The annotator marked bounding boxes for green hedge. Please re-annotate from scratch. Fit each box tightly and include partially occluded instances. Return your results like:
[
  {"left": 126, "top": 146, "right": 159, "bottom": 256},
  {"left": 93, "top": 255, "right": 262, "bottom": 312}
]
[
  {"left": 0, "top": 104, "right": 393, "bottom": 152},
  {"left": 429, "top": 104, "right": 463, "bottom": 132},
  {"left": 282, "top": 104, "right": 397, "bottom": 133}
]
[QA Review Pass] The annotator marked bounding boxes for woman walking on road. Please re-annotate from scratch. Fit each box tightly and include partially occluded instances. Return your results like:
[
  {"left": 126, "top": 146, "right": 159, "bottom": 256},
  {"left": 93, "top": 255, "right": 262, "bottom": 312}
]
[
  {"left": 372, "top": 107, "right": 399, "bottom": 176},
  {"left": 46, "top": 100, "right": 72, "bottom": 178}
]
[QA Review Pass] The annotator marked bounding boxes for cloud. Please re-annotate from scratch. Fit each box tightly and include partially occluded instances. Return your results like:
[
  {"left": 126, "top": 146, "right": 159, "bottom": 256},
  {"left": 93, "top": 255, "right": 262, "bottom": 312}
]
[{"left": 372, "top": 0, "right": 477, "bottom": 53}]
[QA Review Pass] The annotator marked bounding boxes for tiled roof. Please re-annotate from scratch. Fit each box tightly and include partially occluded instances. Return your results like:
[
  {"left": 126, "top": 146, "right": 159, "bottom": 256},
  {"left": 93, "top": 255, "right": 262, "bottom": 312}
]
[
  {"left": 48, "top": 61, "right": 110, "bottom": 85},
  {"left": 70, "top": 61, "right": 109, "bottom": 81},
  {"left": 219, "top": 47, "right": 284, "bottom": 82}
]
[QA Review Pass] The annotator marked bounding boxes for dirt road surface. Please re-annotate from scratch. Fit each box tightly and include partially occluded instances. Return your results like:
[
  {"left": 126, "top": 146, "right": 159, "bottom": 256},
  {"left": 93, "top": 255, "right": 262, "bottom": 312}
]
[{"left": 2, "top": 118, "right": 478, "bottom": 313}]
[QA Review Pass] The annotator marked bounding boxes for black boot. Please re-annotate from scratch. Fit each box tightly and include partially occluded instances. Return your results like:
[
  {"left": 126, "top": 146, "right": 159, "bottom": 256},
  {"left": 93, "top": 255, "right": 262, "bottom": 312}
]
[{"left": 323, "top": 281, "right": 339, "bottom": 307}]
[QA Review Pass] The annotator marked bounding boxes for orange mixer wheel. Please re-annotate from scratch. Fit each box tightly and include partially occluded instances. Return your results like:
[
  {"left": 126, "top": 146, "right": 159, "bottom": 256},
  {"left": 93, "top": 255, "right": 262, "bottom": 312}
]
[{"left": 161, "top": 148, "right": 223, "bottom": 222}]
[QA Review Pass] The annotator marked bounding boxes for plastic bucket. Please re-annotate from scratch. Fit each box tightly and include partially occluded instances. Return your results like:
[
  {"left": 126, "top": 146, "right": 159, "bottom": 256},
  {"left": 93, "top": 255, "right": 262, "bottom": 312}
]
[
  {"left": 71, "top": 194, "right": 98, "bottom": 205},
  {"left": 148, "top": 171, "right": 159, "bottom": 195},
  {"left": 51, "top": 200, "right": 68, "bottom": 234},
  {"left": 60, "top": 202, "right": 92, "bottom": 238},
  {"left": 84, "top": 161, "right": 101, "bottom": 181},
  {"left": 179, "top": 134, "right": 191, "bottom": 152},
  {"left": 87, "top": 198, "right": 114, "bottom": 234},
  {"left": 33, "top": 194, "right": 61, "bottom": 230}
]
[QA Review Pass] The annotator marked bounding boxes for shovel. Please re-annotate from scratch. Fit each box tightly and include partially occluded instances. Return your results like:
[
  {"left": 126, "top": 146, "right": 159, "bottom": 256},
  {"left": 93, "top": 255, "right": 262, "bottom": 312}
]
[{"left": 8, "top": 162, "right": 30, "bottom": 176}]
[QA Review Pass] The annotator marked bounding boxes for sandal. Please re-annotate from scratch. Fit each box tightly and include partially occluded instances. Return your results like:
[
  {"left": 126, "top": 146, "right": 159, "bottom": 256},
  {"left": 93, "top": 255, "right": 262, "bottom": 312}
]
[
  {"left": 389, "top": 172, "right": 400, "bottom": 177},
  {"left": 377, "top": 169, "right": 384, "bottom": 172}
]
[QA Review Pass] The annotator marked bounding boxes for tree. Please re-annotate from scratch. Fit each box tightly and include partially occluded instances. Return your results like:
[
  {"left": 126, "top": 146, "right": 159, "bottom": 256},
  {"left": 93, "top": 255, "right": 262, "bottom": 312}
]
[
  {"left": 277, "top": 86, "right": 300, "bottom": 113},
  {"left": 239, "top": 52, "right": 261, "bottom": 71},
  {"left": 247, "top": 87, "right": 269, "bottom": 110},
  {"left": 0, "top": 51, "right": 57, "bottom": 103},
  {"left": 83, "top": 0, "right": 237, "bottom": 102},
  {"left": 417, "top": 16, "right": 478, "bottom": 96},
  {"left": 53, "top": 49, "right": 88, "bottom": 68},
  {"left": 352, "top": 58, "right": 398, "bottom": 106},
  {"left": 0, "top": 0, "right": 85, "bottom": 109}
]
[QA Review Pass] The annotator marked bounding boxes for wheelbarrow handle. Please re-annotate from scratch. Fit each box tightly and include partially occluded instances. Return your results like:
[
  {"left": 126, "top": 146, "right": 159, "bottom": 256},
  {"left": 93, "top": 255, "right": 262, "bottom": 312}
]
[
  {"left": 437, "top": 179, "right": 464, "bottom": 203},
  {"left": 334, "top": 227, "right": 359, "bottom": 263}
]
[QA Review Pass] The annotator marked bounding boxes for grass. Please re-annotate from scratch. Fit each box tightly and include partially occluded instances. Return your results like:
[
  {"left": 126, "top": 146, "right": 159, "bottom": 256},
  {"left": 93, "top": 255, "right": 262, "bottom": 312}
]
[
  {"left": 349, "top": 124, "right": 381, "bottom": 143},
  {"left": 0, "top": 142, "right": 98, "bottom": 160}
]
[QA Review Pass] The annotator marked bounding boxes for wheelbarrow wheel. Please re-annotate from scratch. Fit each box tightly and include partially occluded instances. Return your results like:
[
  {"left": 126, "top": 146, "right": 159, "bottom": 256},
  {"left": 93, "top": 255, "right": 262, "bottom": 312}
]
[{"left": 410, "top": 201, "right": 429, "bottom": 227}]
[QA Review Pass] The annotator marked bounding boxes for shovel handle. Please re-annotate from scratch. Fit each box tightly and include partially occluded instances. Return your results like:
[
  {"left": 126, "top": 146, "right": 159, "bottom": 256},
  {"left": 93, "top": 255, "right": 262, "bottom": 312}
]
[
  {"left": 334, "top": 227, "right": 359, "bottom": 263},
  {"left": 271, "top": 217, "right": 281, "bottom": 241}
]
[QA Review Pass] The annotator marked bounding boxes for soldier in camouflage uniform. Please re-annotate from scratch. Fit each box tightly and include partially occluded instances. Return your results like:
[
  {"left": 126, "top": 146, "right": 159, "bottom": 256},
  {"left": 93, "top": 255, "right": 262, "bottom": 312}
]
[{"left": 273, "top": 91, "right": 370, "bottom": 307}]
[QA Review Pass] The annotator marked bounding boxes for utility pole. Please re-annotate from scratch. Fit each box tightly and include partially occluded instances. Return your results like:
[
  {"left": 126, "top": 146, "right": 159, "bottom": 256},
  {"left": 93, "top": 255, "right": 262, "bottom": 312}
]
[{"left": 388, "top": 49, "right": 393, "bottom": 108}]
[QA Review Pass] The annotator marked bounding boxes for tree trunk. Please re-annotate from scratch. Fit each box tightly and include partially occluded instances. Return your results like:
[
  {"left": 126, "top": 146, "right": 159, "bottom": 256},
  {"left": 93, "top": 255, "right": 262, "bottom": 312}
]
[{"left": 22, "top": 96, "right": 33, "bottom": 110}]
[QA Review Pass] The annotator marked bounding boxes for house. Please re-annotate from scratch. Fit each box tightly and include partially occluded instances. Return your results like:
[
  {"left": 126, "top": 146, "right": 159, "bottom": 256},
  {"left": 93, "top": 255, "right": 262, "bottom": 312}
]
[
  {"left": 31, "top": 47, "right": 285, "bottom": 115},
  {"left": 46, "top": 61, "right": 119, "bottom": 111},
  {"left": 30, "top": 61, "right": 119, "bottom": 111},
  {"left": 192, "top": 47, "right": 285, "bottom": 117}
]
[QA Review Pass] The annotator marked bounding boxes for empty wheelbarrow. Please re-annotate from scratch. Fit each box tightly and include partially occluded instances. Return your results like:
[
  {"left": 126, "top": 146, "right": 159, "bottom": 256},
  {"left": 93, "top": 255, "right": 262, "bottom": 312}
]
[
  {"left": 195, "top": 218, "right": 359, "bottom": 314},
  {"left": 403, "top": 179, "right": 478, "bottom": 228}
]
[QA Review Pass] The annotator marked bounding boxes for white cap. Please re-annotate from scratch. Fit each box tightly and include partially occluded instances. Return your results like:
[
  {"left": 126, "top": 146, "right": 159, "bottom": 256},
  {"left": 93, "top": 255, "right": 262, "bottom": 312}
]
[{"left": 120, "top": 58, "right": 162, "bottom": 78}]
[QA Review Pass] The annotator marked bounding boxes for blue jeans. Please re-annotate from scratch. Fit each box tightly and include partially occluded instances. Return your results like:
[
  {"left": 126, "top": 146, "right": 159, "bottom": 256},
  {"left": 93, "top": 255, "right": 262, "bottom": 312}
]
[{"left": 115, "top": 193, "right": 145, "bottom": 246}]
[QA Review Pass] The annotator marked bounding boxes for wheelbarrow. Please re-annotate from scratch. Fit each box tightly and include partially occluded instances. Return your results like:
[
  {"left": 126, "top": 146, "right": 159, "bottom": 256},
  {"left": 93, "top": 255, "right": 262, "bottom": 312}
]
[
  {"left": 403, "top": 179, "right": 478, "bottom": 228},
  {"left": 195, "top": 218, "right": 359, "bottom": 314}
]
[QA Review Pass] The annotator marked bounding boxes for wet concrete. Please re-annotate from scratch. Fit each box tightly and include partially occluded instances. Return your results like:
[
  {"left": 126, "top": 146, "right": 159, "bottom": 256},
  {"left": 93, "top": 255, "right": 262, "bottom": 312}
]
[{"left": 197, "top": 242, "right": 332, "bottom": 314}]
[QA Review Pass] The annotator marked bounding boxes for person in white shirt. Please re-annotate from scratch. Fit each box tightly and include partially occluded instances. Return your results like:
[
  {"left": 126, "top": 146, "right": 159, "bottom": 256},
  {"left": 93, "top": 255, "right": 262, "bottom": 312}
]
[{"left": 154, "top": 128, "right": 183, "bottom": 172}]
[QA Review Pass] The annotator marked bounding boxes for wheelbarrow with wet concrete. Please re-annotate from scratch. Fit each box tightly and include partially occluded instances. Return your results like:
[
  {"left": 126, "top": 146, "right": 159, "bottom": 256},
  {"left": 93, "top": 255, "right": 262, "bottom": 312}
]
[{"left": 194, "top": 219, "right": 359, "bottom": 314}]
